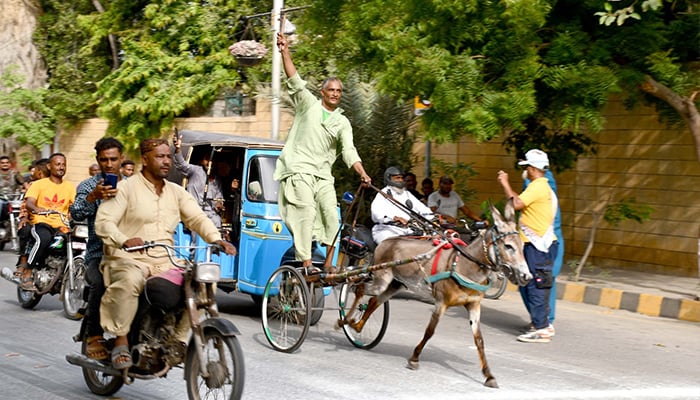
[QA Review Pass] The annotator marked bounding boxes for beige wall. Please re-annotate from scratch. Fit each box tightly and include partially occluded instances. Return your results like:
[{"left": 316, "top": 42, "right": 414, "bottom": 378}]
[
  {"left": 57, "top": 98, "right": 699, "bottom": 277},
  {"left": 413, "top": 99, "right": 700, "bottom": 277}
]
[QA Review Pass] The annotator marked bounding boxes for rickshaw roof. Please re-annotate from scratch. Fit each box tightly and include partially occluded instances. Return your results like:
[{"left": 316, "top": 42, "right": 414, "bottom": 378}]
[{"left": 178, "top": 130, "right": 285, "bottom": 150}]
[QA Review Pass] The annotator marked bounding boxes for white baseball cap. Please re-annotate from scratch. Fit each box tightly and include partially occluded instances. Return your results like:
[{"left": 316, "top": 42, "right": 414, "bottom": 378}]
[{"left": 518, "top": 149, "right": 549, "bottom": 170}]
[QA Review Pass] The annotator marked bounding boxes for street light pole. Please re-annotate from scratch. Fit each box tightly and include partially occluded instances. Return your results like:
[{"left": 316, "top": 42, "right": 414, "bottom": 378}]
[{"left": 270, "top": 0, "right": 283, "bottom": 140}]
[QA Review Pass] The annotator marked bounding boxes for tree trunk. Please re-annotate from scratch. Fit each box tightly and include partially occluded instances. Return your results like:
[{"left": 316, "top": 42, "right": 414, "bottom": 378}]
[
  {"left": 91, "top": 0, "right": 120, "bottom": 70},
  {"left": 639, "top": 75, "right": 700, "bottom": 163},
  {"left": 573, "top": 211, "right": 601, "bottom": 282}
]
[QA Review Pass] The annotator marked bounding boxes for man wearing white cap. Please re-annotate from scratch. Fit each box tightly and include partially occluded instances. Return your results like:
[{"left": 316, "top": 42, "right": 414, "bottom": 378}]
[{"left": 497, "top": 149, "right": 559, "bottom": 343}]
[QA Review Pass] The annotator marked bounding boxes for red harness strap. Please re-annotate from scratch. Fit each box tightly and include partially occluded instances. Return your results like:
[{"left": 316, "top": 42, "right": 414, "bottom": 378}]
[{"left": 431, "top": 236, "right": 467, "bottom": 275}]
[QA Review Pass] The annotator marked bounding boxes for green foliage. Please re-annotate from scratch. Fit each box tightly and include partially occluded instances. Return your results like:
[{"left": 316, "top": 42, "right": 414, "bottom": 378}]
[
  {"left": 0, "top": 67, "right": 56, "bottom": 150},
  {"left": 603, "top": 197, "right": 654, "bottom": 226}
]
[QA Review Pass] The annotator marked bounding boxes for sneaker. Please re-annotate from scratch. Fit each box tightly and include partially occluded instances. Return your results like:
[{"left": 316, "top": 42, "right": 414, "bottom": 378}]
[
  {"left": 517, "top": 329, "right": 552, "bottom": 343},
  {"left": 520, "top": 323, "right": 555, "bottom": 336}
]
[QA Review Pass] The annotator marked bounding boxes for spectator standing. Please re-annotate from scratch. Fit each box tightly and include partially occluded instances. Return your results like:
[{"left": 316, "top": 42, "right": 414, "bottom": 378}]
[
  {"left": 120, "top": 160, "right": 135, "bottom": 177},
  {"left": 427, "top": 175, "right": 482, "bottom": 225},
  {"left": 404, "top": 172, "right": 422, "bottom": 199},
  {"left": 88, "top": 163, "right": 100, "bottom": 177},
  {"left": 524, "top": 168, "right": 564, "bottom": 324},
  {"left": 497, "top": 149, "right": 559, "bottom": 343},
  {"left": 420, "top": 177, "right": 434, "bottom": 204},
  {"left": 274, "top": 32, "right": 371, "bottom": 270}
]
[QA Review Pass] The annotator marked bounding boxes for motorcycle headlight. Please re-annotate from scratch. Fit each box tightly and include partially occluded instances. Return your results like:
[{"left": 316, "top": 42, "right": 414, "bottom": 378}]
[
  {"left": 74, "top": 224, "right": 89, "bottom": 239},
  {"left": 195, "top": 262, "right": 220, "bottom": 283}
]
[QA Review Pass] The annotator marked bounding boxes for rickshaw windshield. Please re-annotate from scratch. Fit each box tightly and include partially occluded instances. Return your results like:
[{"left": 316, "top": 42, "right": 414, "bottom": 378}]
[{"left": 247, "top": 155, "right": 278, "bottom": 203}]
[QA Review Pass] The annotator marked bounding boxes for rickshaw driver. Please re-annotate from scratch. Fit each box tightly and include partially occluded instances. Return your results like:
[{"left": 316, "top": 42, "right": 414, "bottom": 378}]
[{"left": 274, "top": 32, "right": 371, "bottom": 272}]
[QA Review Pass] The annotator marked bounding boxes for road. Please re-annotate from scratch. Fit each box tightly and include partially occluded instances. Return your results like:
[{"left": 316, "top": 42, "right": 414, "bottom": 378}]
[{"left": 0, "top": 249, "right": 698, "bottom": 400}]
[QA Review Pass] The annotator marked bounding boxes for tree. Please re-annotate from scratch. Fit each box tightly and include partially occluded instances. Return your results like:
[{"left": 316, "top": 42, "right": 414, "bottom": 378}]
[
  {"left": 0, "top": 67, "right": 56, "bottom": 154},
  {"left": 293, "top": 0, "right": 699, "bottom": 167},
  {"left": 35, "top": 0, "right": 271, "bottom": 152}
]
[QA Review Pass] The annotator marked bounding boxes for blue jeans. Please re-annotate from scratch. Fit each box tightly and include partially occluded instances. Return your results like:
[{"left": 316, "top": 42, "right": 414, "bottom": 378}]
[{"left": 519, "top": 242, "right": 558, "bottom": 330}]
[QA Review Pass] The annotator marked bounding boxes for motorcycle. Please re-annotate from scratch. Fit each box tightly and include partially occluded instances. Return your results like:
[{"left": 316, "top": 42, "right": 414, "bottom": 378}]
[
  {"left": 0, "top": 210, "right": 89, "bottom": 319},
  {"left": 0, "top": 192, "right": 23, "bottom": 251},
  {"left": 66, "top": 242, "right": 245, "bottom": 400}
]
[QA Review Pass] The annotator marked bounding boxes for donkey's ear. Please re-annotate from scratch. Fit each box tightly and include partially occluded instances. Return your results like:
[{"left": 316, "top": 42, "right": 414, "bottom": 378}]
[
  {"left": 504, "top": 198, "right": 515, "bottom": 221},
  {"left": 490, "top": 202, "right": 504, "bottom": 225}
]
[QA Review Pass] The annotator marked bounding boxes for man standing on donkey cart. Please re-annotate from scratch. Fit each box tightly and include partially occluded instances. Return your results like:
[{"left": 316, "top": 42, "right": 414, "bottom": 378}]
[{"left": 274, "top": 32, "right": 371, "bottom": 272}]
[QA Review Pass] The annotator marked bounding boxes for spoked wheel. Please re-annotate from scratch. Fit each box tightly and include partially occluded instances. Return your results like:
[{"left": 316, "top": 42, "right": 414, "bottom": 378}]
[
  {"left": 483, "top": 270, "right": 507, "bottom": 300},
  {"left": 62, "top": 256, "right": 88, "bottom": 320},
  {"left": 80, "top": 339, "right": 124, "bottom": 396},
  {"left": 338, "top": 282, "right": 389, "bottom": 349},
  {"left": 185, "top": 330, "right": 245, "bottom": 400},
  {"left": 17, "top": 285, "right": 42, "bottom": 309},
  {"left": 261, "top": 265, "right": 310, "bottom": 353},
  {"left": 309, "top": 283, "right": 325, "bottom": 326}
]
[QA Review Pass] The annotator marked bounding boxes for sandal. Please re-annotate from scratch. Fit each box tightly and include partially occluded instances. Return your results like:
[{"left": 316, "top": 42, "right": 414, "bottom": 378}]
[
  {"left": 86, "top": 336, "right": 109, "bottom": 362},
  {"left": 111, "top": 344, "right": 133, "bottom": 370}
]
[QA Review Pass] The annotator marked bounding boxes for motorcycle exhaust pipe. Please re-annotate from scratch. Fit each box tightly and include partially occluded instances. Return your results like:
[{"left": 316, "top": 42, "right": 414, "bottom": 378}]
[{"left": 1, "top": 267, "right": 19, "bottom": 285}]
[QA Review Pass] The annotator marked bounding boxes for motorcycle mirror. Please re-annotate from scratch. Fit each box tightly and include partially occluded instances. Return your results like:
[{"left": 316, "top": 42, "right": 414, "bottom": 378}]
[{"left": 342, "top": 191, "right": 355, "bottom": 204}]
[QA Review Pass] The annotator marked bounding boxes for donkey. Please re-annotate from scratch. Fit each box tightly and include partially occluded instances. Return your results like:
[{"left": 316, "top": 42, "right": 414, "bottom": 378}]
[{"left": 339, "top": 199, "right": 531, "bottom": 388}]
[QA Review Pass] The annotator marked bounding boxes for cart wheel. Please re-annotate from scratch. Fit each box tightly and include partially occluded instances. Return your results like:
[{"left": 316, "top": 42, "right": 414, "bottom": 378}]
[
  {"left": 483, "top": 270, "right": 507, "bottom": 300},
  {"left": 338, "top": 282, "right": 389, "bottom": 349},
  {"left": 261, "top": 265, "right": 310, "bottom": 353},
  {"left": 309, "top": 283, "right": 325, "bottom": 327}
]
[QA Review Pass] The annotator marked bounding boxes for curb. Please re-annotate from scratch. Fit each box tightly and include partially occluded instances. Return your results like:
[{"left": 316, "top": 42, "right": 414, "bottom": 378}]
[
  {"left": 507, "top": 282, "right": 700, "bottom": 323},
  {"left": 557, "top": 281, "right": 700, "bottom": 323}
]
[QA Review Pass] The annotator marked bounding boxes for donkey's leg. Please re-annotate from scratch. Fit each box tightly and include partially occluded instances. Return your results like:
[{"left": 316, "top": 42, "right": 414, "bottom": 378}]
[
  {"left": 348, "top": 280, "right": 401, "bottom": 332},
  {"left": 407, "top": 301, "right": 447, "bottom": 370},
  {"left": 465, "top": 301, "right": 498, "bottom": 388}
]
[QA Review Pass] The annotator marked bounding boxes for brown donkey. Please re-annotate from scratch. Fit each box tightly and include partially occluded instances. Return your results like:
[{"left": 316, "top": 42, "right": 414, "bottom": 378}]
[{"left": 338, "top": 199, "right": 531, "bottom": 388}]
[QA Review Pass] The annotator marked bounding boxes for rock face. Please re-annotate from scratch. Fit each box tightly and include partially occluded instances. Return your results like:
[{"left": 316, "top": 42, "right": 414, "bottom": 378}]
[{"left": 0, "top": 0, "right": 46, "bottom": 89}]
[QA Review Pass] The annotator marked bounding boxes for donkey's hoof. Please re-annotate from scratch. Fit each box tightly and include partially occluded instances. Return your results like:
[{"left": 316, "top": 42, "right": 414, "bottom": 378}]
[
  {"left": 484, "top": 377, "right": 499, "bottom": 388},
  {"left": 334, "top": 319, "right": 344, "bottom": 331},
  {"left": 406, "top": 360, "right": 419, "bottom": 370}
]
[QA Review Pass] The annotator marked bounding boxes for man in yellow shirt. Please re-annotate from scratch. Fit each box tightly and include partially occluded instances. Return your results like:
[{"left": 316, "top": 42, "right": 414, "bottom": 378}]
[
  {"left": 497, "top": 149, "right": 559, "bottom": 343},
  {"left": 22, "top": 153, "right": 75, "bottom": 290}
]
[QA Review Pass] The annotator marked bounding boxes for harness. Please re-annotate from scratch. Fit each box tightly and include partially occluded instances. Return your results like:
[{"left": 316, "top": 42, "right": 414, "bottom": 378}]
[{"left": 427, "top": 227, "right": 519, "bottom": 292}]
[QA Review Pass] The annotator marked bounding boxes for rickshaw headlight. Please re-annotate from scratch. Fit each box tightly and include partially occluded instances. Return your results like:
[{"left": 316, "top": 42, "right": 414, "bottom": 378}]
[{"left": 195, "top": 262, "right": 221, "bottom": 283}]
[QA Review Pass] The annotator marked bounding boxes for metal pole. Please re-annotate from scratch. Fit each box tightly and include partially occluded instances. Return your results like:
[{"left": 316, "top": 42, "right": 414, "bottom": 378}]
[{"left": 271, "top": 0, "right": 283, "bottom": 140}]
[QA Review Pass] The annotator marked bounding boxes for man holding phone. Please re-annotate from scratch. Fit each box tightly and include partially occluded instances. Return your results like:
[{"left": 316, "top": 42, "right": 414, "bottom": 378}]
[{"left": 69, "top": 137, "right": 125, "bottom": 361}]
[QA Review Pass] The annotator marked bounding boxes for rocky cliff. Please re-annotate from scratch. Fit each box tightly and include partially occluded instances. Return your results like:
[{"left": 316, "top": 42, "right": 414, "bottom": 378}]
[{"left": 0, "top": 0, "right": 46, "bottom": 89}]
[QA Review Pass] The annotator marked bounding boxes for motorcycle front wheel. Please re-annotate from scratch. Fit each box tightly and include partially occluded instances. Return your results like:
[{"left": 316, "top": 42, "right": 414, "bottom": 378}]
[
  {"left": 185, "top": 330, "right": 245, "bottom": 400},
  {"left": 61, "top": 256, "right": 88, "bottom": 320},
  {"left": 17, "top": 286, "right": 42, "bottom": 309},
  {"left": 80, "top": 340, "right": 124, "bottom": 396}
]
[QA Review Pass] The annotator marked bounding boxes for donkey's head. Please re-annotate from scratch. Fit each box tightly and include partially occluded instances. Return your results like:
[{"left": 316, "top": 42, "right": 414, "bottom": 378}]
[{"left": 489, "top": 199, "right": 532, "bottom": 286}]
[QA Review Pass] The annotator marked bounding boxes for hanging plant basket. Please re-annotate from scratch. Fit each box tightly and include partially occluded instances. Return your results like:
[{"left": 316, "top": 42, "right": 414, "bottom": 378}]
[
  {"left": 228, "top": 40, "right": 268, "bottom": 67},
  {"left": 234, "top": 56, "right": 264, "bottom": 67}
]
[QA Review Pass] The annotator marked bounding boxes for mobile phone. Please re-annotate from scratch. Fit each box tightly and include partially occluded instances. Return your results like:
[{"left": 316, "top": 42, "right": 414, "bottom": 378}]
[{"left": 102, "top": 173, "right": 118, "bottom": 189}]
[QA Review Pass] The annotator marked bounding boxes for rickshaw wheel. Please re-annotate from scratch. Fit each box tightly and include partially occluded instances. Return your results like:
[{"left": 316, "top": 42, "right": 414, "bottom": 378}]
[
  {"left": 338, "top": 282, "right": 389, "bottom": 349},
  {"left": 261, "top": 265, "right": 310, "bottom": 353}
]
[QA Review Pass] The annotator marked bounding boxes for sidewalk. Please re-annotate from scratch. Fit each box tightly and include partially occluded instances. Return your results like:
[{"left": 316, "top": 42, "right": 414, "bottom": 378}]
[{"left": 533, "top": 267, "right": 700, "bottom": 323}]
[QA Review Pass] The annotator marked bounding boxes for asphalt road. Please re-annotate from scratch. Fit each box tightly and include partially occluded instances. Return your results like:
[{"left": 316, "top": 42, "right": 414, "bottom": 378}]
[{"left": 0, "top": 249, "right": 698, "bottom": 400}]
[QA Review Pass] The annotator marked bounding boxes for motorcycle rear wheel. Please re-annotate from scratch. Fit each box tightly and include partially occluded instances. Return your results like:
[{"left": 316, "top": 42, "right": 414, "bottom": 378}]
[
  {"left": 185, "top": 330, "right": 245, "bottom": 400},
  {"left": 61, "top": 256, "right": 88, "bottom": 320},
  {"left": 17, "top": 286, "right": 42, "bottom": 309},
  {"left": 80, "top": 339, "right": 124, "bottom": 396}
]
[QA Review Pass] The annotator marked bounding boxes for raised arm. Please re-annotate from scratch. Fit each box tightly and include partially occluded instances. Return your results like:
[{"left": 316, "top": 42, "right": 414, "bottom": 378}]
[{"left": 277, "top": 32, "right": 296, "bottom": 78}]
